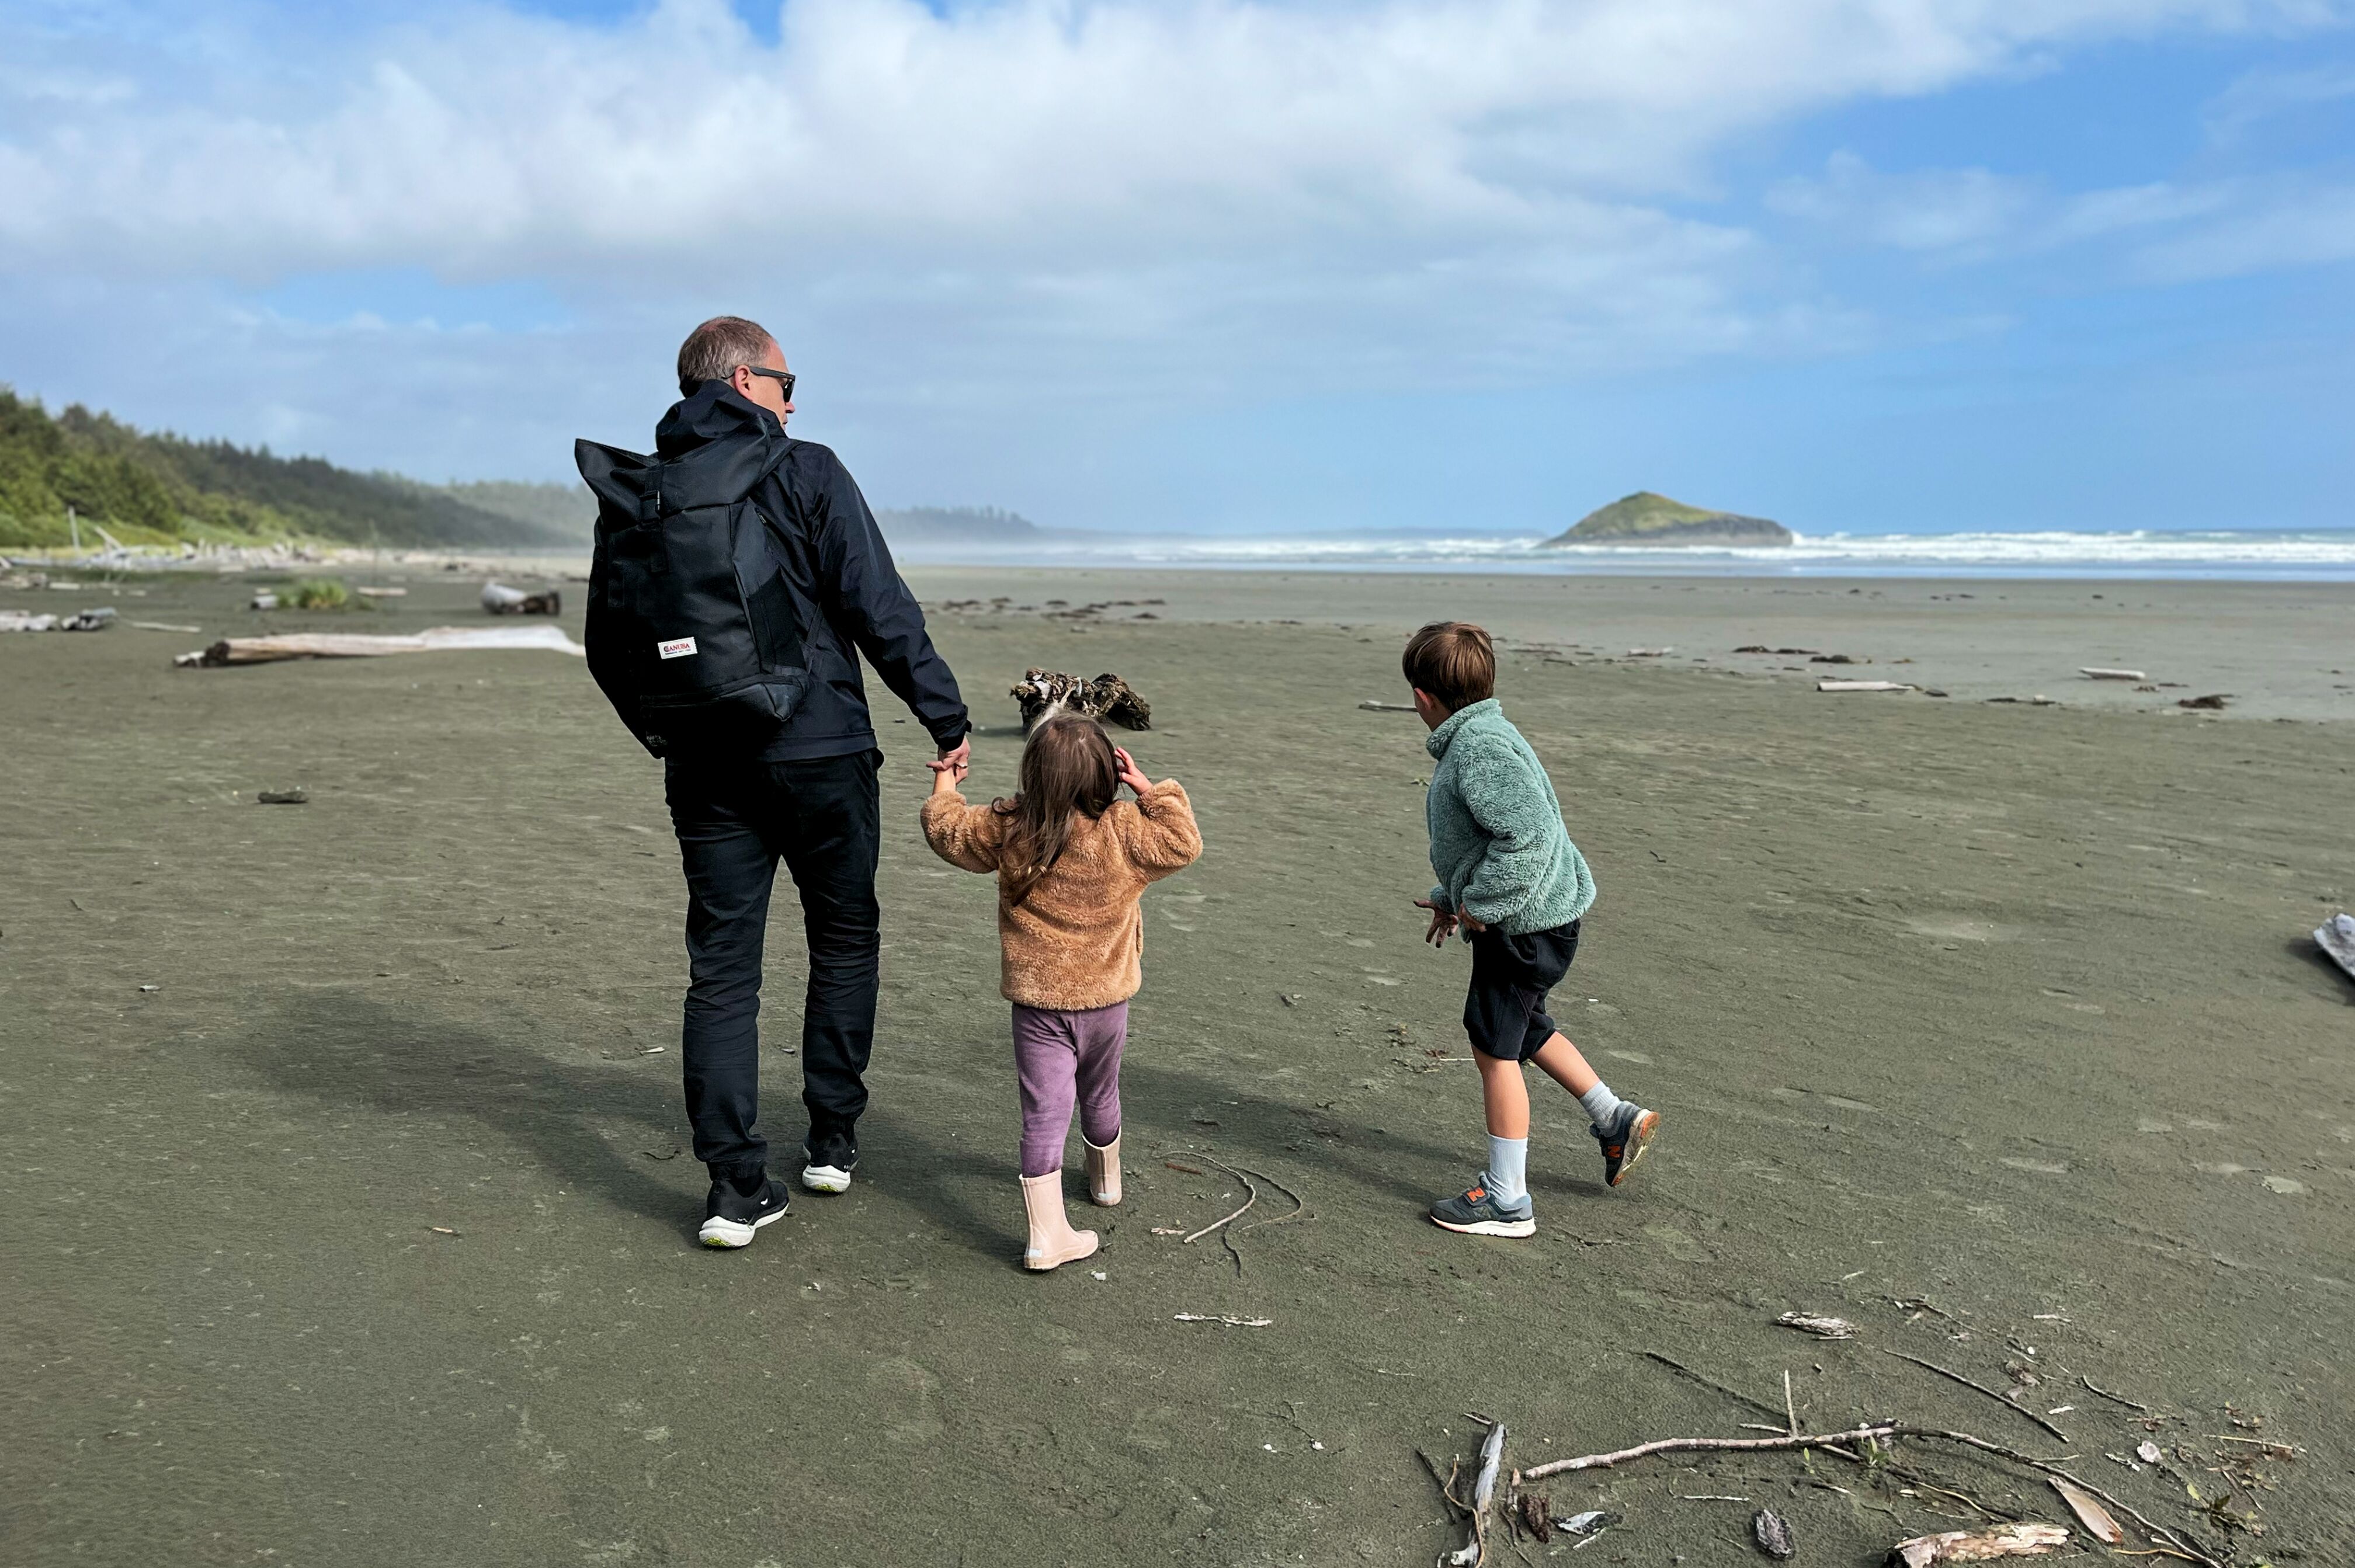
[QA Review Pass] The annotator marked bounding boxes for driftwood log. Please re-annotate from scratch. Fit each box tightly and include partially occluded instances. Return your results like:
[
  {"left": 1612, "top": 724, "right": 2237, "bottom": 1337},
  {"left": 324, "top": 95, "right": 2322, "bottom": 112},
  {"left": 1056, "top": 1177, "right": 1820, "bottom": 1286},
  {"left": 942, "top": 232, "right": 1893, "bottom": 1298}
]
[
  {"left": 176, "top": 625, "right": 586, "bottom": 666},
  {"left": 1010, "top": 669, "right": 1152, "bottom": 732},
  {"left": 482, "top": 582, "right": 561, "bottom": 616}
]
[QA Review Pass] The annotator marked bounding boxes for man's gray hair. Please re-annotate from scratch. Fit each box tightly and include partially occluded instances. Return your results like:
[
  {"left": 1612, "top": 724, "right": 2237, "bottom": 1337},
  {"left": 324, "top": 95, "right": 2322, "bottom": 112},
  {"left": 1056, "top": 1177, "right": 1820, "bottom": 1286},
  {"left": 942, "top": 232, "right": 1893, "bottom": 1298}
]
[{"left": 677, "top": 315, "right": 776, "bottom": 394}]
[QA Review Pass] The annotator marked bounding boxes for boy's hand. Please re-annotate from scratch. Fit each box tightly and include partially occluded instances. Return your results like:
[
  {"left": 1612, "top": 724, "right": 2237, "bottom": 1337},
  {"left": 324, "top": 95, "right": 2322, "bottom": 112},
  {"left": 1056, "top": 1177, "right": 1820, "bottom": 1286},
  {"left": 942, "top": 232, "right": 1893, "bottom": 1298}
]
[
  {"left": 1113, "top": 746, "right": 1151, "bottom": 797},
  {"left": 1456, "top": 906, "right": 1487, "bottom": 934},
  {"left": 1414, "top": 897, "right": 1458, "bottom": 947}
]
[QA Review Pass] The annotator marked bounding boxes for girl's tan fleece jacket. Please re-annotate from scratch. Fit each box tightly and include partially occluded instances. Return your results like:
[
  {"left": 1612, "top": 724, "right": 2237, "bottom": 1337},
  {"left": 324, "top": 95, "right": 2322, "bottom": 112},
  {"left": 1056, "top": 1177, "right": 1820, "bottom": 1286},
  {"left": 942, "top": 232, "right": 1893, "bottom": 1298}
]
[{"left": 920, "top": 781, "right": 1202, "bottom": 1011}]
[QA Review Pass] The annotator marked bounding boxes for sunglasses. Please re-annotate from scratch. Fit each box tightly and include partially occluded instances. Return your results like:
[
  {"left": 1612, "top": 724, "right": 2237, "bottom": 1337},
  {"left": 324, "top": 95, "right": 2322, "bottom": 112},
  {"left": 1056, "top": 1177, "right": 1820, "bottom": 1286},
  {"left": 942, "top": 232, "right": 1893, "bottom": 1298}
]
[{"left": 745, "top": 367, "right": 796, "bottom": 401}]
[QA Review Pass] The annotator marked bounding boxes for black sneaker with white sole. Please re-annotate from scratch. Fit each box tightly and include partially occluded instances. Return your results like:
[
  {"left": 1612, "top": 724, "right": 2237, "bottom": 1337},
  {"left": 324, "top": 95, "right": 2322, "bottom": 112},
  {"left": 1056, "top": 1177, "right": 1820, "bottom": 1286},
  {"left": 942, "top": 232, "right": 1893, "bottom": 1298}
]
[
  {"left": 800, "top": 1135, "right": 859, "bottom": 1195},
  {"left": 698, "top": 1174, "right": 791, "bottom": 1248}
]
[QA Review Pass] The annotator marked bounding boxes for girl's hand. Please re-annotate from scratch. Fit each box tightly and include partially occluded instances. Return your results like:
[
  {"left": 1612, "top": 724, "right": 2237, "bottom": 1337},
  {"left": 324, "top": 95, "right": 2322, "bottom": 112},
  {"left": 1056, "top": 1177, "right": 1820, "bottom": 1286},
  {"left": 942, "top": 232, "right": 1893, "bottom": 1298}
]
[
  {"left": 1414, "top": 896, "right": 1458, "bottom": 947},
  {"left": 1113, "top": 746, "right": 1151, "bottom": 797},
  {"left": 930, "top": 757, "right": 967, "bottom": 794}
]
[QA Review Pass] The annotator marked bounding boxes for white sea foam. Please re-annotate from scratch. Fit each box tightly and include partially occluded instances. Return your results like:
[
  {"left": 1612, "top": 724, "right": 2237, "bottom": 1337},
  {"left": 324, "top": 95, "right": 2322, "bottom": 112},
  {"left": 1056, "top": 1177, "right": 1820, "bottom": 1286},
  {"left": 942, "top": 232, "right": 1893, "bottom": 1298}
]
[{"left": 896, "top": 528, "right": 2355, "bottom": 579}]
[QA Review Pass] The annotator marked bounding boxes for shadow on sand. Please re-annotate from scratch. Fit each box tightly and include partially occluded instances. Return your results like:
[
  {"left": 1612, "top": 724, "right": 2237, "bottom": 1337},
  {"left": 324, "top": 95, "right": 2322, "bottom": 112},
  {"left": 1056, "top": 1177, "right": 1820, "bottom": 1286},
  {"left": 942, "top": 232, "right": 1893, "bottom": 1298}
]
[{"left": 225, "top": 990, "right": 1582, "bottom": 1261}]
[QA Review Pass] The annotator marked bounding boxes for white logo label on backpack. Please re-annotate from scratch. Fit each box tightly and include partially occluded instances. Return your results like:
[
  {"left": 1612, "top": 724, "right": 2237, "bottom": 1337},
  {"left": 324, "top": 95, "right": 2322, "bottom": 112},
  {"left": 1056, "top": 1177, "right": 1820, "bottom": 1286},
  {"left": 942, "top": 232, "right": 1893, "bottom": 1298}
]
[{"left": 657, "top": 637, "right": 698, "bottom": 660}]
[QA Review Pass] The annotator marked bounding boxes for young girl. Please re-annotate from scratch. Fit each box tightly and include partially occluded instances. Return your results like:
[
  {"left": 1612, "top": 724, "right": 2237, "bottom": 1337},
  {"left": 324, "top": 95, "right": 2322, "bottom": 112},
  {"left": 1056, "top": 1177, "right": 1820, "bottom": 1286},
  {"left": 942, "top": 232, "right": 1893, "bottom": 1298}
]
[{"left": 921, "top": 715, "right": 1203, "bottom": 1271}]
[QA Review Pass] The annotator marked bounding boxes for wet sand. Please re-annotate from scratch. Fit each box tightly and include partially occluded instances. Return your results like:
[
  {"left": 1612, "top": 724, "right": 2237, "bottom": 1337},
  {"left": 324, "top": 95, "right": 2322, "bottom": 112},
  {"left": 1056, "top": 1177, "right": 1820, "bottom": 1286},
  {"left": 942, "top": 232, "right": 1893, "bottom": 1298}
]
[{"left": 5, "top": 568, "right": 2352, "bottom": 1565}]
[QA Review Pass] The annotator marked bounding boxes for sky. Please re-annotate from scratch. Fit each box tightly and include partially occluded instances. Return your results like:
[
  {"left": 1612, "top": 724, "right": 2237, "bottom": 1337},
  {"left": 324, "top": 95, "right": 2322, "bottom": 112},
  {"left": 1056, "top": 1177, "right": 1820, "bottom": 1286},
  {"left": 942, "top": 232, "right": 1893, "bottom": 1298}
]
[{"left": 2, "top": 0, "right": 2352, "bottom": 537}]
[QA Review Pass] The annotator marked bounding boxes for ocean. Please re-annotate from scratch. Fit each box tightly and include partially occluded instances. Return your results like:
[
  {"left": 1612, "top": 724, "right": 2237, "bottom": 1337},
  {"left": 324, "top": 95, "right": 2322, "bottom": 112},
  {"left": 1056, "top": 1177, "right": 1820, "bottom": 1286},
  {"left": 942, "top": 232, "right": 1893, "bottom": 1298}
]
[{"left": 891, "top": 528, "right": 2355, "bottom": 580}]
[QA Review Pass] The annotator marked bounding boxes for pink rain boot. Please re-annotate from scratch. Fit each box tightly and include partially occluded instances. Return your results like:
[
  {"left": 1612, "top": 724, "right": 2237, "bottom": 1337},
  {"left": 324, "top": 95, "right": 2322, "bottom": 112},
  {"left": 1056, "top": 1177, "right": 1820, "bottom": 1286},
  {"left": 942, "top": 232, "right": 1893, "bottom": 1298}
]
[
  {"left": 1019, "top": 1173, "right": 1100, "bottom": 1272},
  {"left": 1083, "top": 1132, "right": 1122, "bottom": 1207}
]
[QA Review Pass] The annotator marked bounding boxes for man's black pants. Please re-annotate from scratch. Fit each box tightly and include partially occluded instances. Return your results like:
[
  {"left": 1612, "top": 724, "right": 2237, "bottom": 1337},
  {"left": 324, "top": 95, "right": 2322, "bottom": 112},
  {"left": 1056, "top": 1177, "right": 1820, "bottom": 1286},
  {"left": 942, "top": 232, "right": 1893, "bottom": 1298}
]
[{"left": 664, "top": 749, "right": 882, "bottom": 1183}]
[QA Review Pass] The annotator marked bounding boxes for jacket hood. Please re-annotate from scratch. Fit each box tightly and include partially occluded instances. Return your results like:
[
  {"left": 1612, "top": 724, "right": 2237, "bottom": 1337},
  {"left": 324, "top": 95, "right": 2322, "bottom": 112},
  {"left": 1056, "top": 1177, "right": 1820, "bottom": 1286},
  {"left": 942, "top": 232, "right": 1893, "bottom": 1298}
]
[
  {"left": 1425, "top": 697, "right": 1502, "bottom": 760},
  {"left": 655, "top": 381, "right": 783, "bottom": 458},
  {"left": 574, "top": 381, "right": 787, "bottom": 517}
]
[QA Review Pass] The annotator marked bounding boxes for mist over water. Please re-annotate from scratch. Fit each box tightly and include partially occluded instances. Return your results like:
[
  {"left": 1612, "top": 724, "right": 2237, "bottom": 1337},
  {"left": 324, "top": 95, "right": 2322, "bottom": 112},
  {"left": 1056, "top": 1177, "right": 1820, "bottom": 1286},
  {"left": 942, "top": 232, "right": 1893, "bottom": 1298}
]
[{"left": 888, "top": 528, "right": 2355, "bottom": 581}]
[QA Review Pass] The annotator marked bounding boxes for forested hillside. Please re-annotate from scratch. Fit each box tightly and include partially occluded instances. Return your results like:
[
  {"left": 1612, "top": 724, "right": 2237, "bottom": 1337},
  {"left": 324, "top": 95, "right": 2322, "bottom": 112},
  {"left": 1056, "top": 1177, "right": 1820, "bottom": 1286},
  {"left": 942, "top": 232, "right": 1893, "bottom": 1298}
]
[{"left": 0, "top": 388, "right": 576, "bottom": 551}]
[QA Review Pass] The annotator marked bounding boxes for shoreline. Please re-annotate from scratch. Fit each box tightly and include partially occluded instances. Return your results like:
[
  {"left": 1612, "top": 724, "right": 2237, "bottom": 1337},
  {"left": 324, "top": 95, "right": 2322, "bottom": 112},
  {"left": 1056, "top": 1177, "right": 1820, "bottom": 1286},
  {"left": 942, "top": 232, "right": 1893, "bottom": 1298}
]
[{"left": 905, "top": 565, "right": 2355, "bottom": 722}]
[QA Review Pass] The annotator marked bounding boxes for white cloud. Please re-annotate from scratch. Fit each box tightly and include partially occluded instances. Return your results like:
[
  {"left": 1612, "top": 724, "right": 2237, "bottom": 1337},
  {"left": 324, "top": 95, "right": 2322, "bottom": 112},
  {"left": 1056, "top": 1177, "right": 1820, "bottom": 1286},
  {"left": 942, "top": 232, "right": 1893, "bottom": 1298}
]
[
  {"left": 1767, "top": 152, "right": 2038, "bottom": 253},
  {"left": 1, "top": 0, "right": 2350, "bottom": 509},
  {"left": 2, "top": 2, "right": 2340, "bottom": 283}
]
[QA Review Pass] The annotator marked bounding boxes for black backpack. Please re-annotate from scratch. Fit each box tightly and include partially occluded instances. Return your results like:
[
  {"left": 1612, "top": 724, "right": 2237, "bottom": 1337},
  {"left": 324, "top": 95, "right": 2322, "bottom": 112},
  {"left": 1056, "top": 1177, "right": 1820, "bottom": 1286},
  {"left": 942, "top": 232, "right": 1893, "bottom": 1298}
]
[{"left": 575, "top": 432, "right": 812, "bottom": 757}]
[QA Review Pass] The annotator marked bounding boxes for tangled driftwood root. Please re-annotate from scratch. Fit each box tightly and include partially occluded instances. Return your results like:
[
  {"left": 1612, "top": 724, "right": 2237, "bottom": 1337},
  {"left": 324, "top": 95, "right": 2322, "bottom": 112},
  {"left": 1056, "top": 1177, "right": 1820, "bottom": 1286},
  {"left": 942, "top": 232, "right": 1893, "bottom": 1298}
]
[{"left": 1010, "top": 669, "right": 1152, "bottom": 732}]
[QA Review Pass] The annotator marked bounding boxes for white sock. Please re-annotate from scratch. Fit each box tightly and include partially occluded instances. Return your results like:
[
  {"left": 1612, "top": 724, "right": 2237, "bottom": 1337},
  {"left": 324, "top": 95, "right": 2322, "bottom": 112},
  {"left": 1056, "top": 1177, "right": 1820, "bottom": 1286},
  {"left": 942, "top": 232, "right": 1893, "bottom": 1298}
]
[
  {"left": 1484, "top": 1135, "right": 1529, "bottom": 1207},
  {"left": 1578, "top": 1081, "right": 1626, "bottom": 1128}
]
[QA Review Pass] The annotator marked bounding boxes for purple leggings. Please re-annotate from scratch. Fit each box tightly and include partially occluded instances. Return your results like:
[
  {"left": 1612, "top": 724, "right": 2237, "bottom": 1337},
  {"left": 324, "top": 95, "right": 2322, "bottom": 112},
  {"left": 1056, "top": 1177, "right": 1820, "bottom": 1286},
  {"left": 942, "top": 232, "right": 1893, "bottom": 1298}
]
[{"left": 1010, "top": 1001, "right": 1127, "bottom": 1178}]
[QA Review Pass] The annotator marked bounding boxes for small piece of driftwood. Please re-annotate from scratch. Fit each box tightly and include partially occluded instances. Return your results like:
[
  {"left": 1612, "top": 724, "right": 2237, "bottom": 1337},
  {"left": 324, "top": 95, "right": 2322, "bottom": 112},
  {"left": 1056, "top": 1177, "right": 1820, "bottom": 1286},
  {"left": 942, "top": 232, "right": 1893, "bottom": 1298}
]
[
  {"left": 1818, "top": 679, "right": 1912, "bottom": 693},
  {"left": 2080, "top": 667, "right": 2145, "bottom": 681},
  {"left": 1359, "top": 700, "right": 1419, "bottom": 712},
  {"left": 1171, "top": 1313, "right": 1271, "bottom": 1328},
  {"left": 1777, "top": 1311, "right": 1856, "bottom": 1339},
  {"left": 1888, "top": 1522, "right": 2070, "bottom": 1566},
  {"left": 1883, "top": 1351, "right": 2069, "bottom": 1442},
  {"left": 2047, "top": 1478, "right": 2121, "bottom": 1543},
  {"left": 1439, "top": 1419, "right": 1507, "bottom": 1567},
  {"left": 2315, "top": 913, "right": 2355, "bottom": 983},
  {"left": 2177, "top": 693, "right": 2228, "bottom": 710}
]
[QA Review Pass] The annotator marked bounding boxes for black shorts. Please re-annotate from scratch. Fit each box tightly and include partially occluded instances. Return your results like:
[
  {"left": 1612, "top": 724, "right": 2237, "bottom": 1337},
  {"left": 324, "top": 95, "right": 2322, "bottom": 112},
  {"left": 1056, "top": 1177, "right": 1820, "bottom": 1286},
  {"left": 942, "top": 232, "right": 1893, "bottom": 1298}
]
[{"left": 1463, "top": 920, "right": 1582, "bottom": 1063}]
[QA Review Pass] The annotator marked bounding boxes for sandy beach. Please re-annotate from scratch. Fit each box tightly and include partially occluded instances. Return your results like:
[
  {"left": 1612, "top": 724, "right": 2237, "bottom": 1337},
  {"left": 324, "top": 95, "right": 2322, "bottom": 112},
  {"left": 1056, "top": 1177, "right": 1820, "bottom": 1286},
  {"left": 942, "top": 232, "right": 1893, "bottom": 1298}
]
[{"left": 6, "top": 565, "right": 2352, "bottom": 1565}]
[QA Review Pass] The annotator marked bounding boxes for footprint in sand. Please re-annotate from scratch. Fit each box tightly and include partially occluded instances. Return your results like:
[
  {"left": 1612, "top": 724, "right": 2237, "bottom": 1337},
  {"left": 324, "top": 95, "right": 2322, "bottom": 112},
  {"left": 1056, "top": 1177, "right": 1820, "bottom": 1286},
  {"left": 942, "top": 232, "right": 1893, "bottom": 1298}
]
[
  {"left": 2194, "top": 1161, "right": 2251, "bottom": 1176},
  {"left": 1606, "top": 1049, "right": 1652, "bottom": 1065},
  {"left": 2000, "top": 1157, "right": 2069, "bottom": 1174},
  {"left": 2262, "top": 1176, "right": 2309, "bottom": 1195},
  {"left": 2137, "top": 1118, "right": 2173, "bottom": 1134}
]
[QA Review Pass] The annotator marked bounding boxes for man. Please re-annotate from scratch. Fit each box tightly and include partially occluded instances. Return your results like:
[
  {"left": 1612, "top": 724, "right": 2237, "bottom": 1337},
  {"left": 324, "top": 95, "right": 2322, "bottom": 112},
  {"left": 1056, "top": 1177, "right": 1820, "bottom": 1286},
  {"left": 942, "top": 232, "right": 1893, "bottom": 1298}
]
[{"left": 594, "top": 315, "right": 970, "bottom": 1249}]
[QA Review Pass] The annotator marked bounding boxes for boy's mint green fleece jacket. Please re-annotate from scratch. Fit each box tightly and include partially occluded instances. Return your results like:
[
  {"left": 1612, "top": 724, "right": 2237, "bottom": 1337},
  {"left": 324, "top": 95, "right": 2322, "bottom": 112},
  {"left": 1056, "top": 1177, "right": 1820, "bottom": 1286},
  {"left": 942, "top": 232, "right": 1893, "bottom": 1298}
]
[{"left": 1424, "top": 698, "right": 1596, "bottom": 936}]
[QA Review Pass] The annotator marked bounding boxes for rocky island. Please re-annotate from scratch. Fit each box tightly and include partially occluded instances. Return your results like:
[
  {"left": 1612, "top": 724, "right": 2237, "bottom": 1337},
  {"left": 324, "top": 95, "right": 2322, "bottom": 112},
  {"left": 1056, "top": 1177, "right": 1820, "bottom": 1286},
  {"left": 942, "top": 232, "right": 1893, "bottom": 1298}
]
[{"left": 1543, "top": 491, "right": 1793, "bottom": 547}]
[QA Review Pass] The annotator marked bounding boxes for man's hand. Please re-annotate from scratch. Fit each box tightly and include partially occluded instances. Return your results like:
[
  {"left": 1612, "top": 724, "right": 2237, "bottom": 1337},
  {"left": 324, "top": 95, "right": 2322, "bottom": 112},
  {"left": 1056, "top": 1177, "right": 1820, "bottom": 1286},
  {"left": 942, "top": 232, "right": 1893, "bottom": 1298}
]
[
  {"left": 927, "top": 736, "right": 971, "bottom": 776},
  {"left": 1456, "top": 906, "right": 1487, "bottom": 934},
  {"left": 1414, "top": 896, "right": 1458, "bottom": 947},
  {"left": 1113, "top": 746, "right": 1151, "bottom": 797}
]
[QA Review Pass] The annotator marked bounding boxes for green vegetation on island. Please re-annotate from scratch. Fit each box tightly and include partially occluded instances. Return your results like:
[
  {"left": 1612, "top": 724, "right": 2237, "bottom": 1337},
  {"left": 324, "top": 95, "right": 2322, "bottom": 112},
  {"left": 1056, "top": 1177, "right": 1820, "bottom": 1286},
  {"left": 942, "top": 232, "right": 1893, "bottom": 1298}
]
[
  {"left": 0, "top": 387, "right": 581, "bottom": 552},
  {"left": 1543, "top": 491, "right": 1793, "bottom": 547}
]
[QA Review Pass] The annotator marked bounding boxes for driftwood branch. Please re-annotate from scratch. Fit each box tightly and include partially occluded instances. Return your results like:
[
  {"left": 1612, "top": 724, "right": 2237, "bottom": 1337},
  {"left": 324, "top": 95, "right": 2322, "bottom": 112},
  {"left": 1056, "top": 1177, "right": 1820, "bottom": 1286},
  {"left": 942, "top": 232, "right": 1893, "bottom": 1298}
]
[
  {"left": 2078, "top": 1375, "right": 2152, "bottom": 1414},
  {"left": 1884, "top": 1351, "right": 2069, "bottom": 1442},
  {"left": 1638, "top": 1351, "right": 1788, "bottom": 1423},
  {"left": 1522, "top": 1419, "right": 2223, "bottom": 1568},
  {"left": 1522, "top": 1423, "right": 1898, "bottom": 1479},
  {"left": 1181, "top": 1158, "right": 1258, "bottom": 1243}
]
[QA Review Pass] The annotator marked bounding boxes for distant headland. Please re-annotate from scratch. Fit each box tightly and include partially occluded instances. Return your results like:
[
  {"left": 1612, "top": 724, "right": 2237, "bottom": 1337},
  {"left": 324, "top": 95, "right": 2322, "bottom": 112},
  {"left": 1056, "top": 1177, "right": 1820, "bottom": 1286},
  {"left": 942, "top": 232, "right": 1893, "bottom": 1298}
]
[{"left": 1543, "top": 491, "right": 1793, "bottom": 548}]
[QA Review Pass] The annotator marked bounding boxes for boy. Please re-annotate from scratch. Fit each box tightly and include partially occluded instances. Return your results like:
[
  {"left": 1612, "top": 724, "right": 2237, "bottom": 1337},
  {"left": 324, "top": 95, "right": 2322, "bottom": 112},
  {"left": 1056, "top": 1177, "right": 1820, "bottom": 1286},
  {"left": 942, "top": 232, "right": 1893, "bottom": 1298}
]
[{"left": 1404, "top": 620, "right": 1659, "bottom": 1237}]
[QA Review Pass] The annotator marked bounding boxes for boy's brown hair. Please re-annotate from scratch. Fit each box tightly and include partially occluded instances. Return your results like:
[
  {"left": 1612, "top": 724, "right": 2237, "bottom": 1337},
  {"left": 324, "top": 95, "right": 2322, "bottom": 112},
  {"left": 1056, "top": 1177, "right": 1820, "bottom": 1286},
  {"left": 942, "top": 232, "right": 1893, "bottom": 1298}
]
[{"left": 1402, "top": 621, "right": 1496, "bottom": 712}]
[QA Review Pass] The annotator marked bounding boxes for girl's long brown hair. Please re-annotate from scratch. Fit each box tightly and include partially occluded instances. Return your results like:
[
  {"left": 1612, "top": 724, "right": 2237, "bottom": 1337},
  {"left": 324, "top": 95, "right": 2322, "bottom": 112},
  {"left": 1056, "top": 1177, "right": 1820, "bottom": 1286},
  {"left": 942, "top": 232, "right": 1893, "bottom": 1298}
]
[{"left": 992, "top": 714, "right": 1120, "bottom": 908}]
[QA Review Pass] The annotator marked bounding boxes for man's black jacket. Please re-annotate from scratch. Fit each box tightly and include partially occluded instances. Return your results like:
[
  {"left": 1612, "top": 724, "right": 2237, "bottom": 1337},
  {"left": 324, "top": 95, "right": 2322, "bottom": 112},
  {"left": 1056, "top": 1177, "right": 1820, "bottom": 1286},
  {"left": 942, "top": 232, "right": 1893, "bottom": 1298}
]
[{"left": 588, "top": 382, "right": 968, "bottom": 763}]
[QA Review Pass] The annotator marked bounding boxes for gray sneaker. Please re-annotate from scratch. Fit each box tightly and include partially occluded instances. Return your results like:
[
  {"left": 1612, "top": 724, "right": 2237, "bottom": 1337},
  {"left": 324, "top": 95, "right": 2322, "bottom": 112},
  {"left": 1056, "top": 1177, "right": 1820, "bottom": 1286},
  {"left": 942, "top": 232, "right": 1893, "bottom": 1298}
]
[
  {"left": 1592, "top": 1104, "right": 1659, "bottom": 1188},
  {"left": 1429, "top": 1180, "right": 1536, "bottom": 1237}
]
